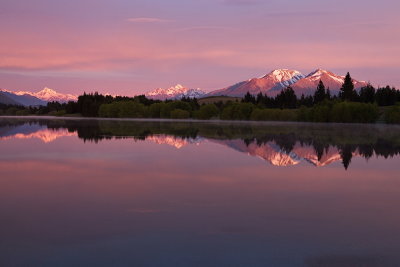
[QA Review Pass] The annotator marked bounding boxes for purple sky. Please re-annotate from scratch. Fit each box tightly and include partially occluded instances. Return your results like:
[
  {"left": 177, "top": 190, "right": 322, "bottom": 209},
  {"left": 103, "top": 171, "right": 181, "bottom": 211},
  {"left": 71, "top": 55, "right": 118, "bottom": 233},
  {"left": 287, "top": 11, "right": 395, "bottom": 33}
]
[{"left": 0, "top": 0, "right": 399, "bottom": 95}]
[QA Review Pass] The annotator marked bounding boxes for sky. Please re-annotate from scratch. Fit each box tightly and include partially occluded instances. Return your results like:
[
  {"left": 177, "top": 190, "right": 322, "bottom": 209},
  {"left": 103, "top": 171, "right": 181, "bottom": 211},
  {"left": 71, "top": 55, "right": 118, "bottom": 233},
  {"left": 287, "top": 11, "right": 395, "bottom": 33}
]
[{"left": 0, "top": 0, "right": 399, "bottom": 95}]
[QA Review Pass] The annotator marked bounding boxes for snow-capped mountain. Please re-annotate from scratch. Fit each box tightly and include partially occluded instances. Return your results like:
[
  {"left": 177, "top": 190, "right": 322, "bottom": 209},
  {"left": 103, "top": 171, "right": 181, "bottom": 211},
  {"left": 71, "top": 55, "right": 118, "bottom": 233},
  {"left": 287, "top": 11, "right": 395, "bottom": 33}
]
[
  {"left": 207, "top": 68, "right": 369, "bottom": 97},
  {"left": 0, "top": 123, "right": 76, "bottom": 143},
  {"left": 291, "top": 69, "right": 368, "bottom": 96},
  {"left": 211, "top": 139, "right": 357, "bottom": 167},
  {"left": 207, "top": 69, "right": 305, "bottom": 97},
  {"left": 145, "top": 84, "right": 206, "bottom": 100},
  {"left": 15, "top": 87, "right": 78, "bottom": 103},
  {"left": 0, "top": 87, "right": 77, "bottom": 105},
  {"left": 147, "top": 135, "right": 203, "bottom": 149}
]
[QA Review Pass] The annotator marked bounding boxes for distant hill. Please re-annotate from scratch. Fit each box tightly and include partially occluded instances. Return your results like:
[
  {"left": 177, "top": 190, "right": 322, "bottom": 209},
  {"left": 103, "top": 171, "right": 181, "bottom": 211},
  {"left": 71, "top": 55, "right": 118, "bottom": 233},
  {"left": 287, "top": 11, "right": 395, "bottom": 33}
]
[
  {"left": 0, "top": 90, "right": 46, "bottom": 106},
  {"left": 0, "top": 92, "right": 21, "bottom": 105}
]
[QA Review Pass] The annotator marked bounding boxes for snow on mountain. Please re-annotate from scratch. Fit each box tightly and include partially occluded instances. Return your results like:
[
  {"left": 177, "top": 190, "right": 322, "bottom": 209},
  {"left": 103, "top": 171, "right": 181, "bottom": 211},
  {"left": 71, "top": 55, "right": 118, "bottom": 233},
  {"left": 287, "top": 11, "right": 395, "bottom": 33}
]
[
  {"left": 0, "top": 128, "right": 76, "bottom": 143},
  {"left": 147, "top": 135, "right": 203, "bottom": 149},
  {"left": 207, "top": 69, "right": 305, "bottom": 97},
  {"left": 207, "top": 68, "right": 369, "bottom": 97},
  {"left": 210, "top": 139, "right": 359, "bottom": 167},
  {"left": 0, "top": 87, "right": 78, "bottom": 105},
  {"left": 291, "top": 69, "right": 368, "bottom": 96},
  {"left": 145, "top": 84, "right": 206, "bottom": 100},
  {"left": 15, "top": 87, "right": 78, "bottom": 103}
]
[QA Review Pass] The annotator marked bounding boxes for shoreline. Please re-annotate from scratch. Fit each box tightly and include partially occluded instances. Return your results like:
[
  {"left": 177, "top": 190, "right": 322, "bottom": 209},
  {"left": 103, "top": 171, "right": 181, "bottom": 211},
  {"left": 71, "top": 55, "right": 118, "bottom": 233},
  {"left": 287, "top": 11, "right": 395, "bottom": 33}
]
[{"left": 1, "top": 115, "right": 399, "bottom": 129}]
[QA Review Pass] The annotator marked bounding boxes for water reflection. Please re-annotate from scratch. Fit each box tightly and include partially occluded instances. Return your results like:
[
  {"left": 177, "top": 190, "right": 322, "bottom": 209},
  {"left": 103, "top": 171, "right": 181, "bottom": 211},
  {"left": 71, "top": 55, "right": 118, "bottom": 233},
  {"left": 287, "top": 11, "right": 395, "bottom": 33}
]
[
  {"left": 1, "top": 117, "right": 400, "bottom": 266},
  {"left": 1, "top": 118, "right": 399, "bottom": 169}
]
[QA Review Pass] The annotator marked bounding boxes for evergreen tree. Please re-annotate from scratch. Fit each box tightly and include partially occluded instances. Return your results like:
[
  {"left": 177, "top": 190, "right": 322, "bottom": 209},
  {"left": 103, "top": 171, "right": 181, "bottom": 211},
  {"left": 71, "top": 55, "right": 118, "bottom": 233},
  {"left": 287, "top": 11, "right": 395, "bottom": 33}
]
[
  {"left": 298, "top": 94, "right": 313, "bottom": 107},
  {"left": 313, "top": 80, "right": 327, "bottom": 104},
  {"left": 375, "top": 86, "right": 397, "bottom": 106},
  {"left": 339, "top": 72, "right": 355, "bottom": 101},
  {"left": 243, "top": 92, "right": 256, "bottom": 104},
  {"left": 326, "top": 88, "right": 331, "bottom": 100},
  {"left": 340, "top": 145, "right": 355, "bottom": 170},
  {"left": 256, "top": 92, "right": 265, "bottom": 106},
  {"left": 275, "top": 87, "right": 297, "bottom": 109},
  {"left": 359, "top": 84, "right": 376, "bottom": 103}
]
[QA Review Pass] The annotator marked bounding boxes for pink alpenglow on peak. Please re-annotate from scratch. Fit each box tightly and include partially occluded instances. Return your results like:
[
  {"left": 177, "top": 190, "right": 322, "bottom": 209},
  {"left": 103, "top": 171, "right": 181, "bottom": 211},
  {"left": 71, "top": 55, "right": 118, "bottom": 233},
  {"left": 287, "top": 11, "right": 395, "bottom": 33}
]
[
  {"left": 207, "top": 68, "right": 369, "bottom": 97},
  {"left": 14, "top": 87, "right": 78, "bottom": 103},
  {"left": 291, "top": 69, "right": 369, "bottom": 96},
  {"left": 0, "top": 128, "right": 76, "bottom": 143},
  {"left": 147, "top": 135, "right": 203, "bottom": 149},
  {"left": 145, "top": 84, "right": 206, "bottom": 100},
  {"left": 207, "top": 69, "right": 305, "bottom": 97}
]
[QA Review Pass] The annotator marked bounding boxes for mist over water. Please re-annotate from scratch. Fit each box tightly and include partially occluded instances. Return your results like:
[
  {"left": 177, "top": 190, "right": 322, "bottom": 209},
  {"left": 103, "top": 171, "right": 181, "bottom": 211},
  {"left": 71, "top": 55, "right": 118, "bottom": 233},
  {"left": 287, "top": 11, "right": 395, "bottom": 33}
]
[{"left": 1, "top": 118, "right": 400, "bottom": 266}]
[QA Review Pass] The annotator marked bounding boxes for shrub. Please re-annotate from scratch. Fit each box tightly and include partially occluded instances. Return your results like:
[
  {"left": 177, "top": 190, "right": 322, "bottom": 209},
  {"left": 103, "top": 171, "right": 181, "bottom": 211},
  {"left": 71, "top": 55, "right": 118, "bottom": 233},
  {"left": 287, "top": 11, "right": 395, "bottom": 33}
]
[
  {"left": 331, "top": 102, "right": 378, "bottom": 123},
  {"left": 98, "top": 101, "right": 147, "bottom": 118},
  {"left": 15, "top": 109, "right": 30, "bottom": 116},
  {"left": 170, "top": 109, "right": 190, "bottom": 119},
  {"left": 221, "top": 103, "right": 254, "bottom": 120},
  {"left": 167, "top": 101, "right": 192, "bottom": 112},
  {"left": 385, "top": 106, "right": 400, "bottom": 124},
  {"left": 118, "top": 101, "right": 146, "bottom": 118},
  {"left": 148, "top": 103, "right": 165, "bottom": 118},
  {"left": 195, "top": 104, "right": 219, "bottom": 120},
  {"left": 311, "top": 105, "right": 330, "bottom": 122},
  {"left": 6, "top": 107, "right": 19, "bottom": 115},
  {"left": 48, "top": 110, "right": 66, "bottom": 116},
  {"left": 251, "top": 108, "right": 297, "bottom": 121},
  {"left": 297, "top": 106, "right": 312, "bottom": 122},
  {"left": 99, "top": 103, "right": 119, "bottom": 118}
]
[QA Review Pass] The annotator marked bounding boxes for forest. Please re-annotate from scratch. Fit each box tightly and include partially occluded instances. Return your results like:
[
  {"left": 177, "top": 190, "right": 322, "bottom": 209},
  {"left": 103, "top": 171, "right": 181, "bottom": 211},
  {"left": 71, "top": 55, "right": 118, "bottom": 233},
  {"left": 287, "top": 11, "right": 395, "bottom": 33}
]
[{"left": 1, "top": 73, "right": 400, "bottom": 124}]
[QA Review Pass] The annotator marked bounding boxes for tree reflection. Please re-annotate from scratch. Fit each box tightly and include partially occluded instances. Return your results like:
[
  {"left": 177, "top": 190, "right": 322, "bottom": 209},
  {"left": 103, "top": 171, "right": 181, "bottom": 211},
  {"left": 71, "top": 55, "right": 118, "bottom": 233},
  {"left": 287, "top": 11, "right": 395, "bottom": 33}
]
[{"left": 1, "top": 118, "right": 400, "bottom": 169}]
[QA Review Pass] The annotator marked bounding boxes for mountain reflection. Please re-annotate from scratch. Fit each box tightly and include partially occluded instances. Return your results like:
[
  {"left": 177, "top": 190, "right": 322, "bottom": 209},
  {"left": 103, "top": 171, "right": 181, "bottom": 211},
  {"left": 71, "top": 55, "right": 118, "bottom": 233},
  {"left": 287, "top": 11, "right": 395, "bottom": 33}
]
[{"left": 1, "top": 117, "right": 400, "bottom": 169}]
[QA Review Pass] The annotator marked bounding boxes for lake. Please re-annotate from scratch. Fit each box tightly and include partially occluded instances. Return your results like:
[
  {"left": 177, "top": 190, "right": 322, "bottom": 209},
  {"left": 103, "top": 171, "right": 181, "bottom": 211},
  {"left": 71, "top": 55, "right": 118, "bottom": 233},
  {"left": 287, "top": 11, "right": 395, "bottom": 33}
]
[{"left": 1, "top": 117, "right": 400, "bottom": 267}]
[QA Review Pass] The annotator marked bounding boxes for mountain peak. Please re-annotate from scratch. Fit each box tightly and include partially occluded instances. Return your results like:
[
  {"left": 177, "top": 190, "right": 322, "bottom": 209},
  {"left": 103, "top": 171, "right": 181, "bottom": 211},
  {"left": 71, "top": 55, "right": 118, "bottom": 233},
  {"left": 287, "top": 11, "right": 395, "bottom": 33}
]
[
  {"left": 263, "top": 69, "right": 305, "bottom": 84},
  {"left": 307, "top": 69, "right": 332, "bottom": 77},
  {"left": 145, "top": 84, "right": 206, "bottom": 100},
  {"left": 208, "top": 68, "right": 369, "bottom": 97},
  {"left": 173, "top": 84, "right": 184, "bottom": 89},
  {"left": 39, "top": 87, "right": 57, "bottom": 94},
  {"left": 271, "top": 68, "right": 300, "bottom": 74},
  {"left": 31, "top": 87, "right": 78, "bottom": 102},
  {"left": 291, "top": 69, "right": 369, "bottom": 95},
  {"left": 263, "top": 69, "right": 303, "bottom": 79}
]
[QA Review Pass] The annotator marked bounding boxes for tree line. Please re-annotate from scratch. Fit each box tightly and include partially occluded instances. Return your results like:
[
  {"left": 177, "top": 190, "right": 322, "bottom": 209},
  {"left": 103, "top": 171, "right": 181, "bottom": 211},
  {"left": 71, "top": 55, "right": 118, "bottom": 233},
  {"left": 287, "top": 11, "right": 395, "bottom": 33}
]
[{"left": 1, "top": 72, "right": 400, "bottom": 124}]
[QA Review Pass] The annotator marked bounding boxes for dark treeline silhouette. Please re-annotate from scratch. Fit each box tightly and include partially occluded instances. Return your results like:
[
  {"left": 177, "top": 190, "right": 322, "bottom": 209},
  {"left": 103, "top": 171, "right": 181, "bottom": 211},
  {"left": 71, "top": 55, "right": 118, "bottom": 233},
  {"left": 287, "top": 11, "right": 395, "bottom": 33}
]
[
  {"left": 2, "top": 118, "right": 400, "bottom": 170},
  {"left": 243, "top": 73, "right": 400, "bottom": 108},
  {"left": 1, "top": 72, "right": 400, "bottom": 123}
]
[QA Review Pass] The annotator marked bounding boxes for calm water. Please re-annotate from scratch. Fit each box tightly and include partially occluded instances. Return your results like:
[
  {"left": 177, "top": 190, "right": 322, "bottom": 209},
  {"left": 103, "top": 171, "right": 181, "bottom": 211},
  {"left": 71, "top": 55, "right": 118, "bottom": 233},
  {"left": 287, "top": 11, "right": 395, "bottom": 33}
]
[{"left": 1, "top": 117, "right": 400, "bottom": 267}]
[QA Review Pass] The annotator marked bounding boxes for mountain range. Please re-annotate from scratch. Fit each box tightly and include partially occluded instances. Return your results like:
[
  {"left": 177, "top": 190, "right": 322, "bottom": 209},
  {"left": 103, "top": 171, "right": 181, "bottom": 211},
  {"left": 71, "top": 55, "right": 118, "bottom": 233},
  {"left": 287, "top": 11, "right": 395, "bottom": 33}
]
[
  {"left": 207, "top": 69, "right": 369, "bottom": 97},
  {"left": 145, "top": 84, "right": 206, "bottom": 100},
  {"left": 0, "top": 87, "right": 78, "bottom": 106},
  {"left": 143, "top": 69, "right": 369, "bottom": 99},
  {"left": 0, "top": 69, "right": 371, "bottom": 105},
  {"left": 145, "top": 135, "right": 355, "bottom": 167}
]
